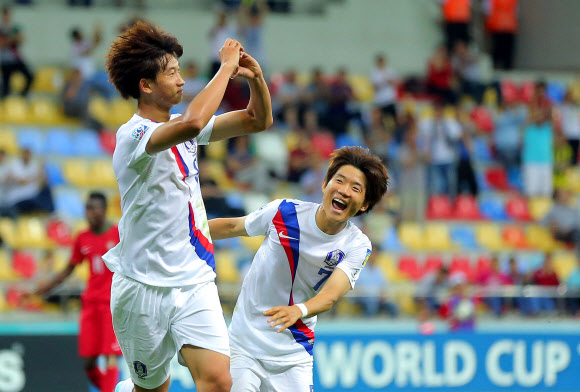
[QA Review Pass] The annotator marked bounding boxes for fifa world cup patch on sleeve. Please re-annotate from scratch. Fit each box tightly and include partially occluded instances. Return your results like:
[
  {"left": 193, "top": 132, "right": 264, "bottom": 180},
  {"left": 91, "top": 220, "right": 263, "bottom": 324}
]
[
  {"left": 362, "top": 249, "right": 371, "bottom": 266},
  {"left": 131, "top": 124, "right": 149, "bottom": 141}
]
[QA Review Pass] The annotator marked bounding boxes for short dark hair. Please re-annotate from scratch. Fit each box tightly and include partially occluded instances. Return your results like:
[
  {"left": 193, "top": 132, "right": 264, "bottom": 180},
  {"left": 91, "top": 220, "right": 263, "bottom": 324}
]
[
  {"left": 88, "top": 191, "right": 107, "bottom": 209},
  {"left": 324, "top": 146, "right": 389, "bottom": 216},
  {"left": 105, "top": 21, "right": 183, "bottom": 99}
]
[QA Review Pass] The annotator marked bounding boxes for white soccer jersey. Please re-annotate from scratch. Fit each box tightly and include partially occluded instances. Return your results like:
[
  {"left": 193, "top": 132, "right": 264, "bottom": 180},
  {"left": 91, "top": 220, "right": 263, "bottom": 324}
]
[
  {"left": 103, "top": 113, "right": 216, "bottom": 287},
  {"left": 229, "top": 199, "right": 372, "bottom": 362}
]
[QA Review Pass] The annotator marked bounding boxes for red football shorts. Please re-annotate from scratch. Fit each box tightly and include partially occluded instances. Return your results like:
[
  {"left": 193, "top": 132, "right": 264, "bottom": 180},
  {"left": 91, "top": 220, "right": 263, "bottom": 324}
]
[{"left": 78, "top": 301, "right": 122, "bottom": 358}]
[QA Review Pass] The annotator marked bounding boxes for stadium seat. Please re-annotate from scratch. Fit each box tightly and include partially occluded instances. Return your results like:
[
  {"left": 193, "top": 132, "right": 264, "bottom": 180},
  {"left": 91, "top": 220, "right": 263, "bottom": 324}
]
[
  {"left": 54, "top": 190, "right": 85, "bottom": 219},
  {"left": 215, "top": 250, "right": 240, "bottom": 284},
  {"left": 99, "top": 131, "right": 116, "bottom": 155},
  {"left": 426, "top": 195, "right": 453, "bottom": 219},
  {"left": 44, "top": 161, "right": 65, "bottom": 186},
  {"left": 335, "top": 133, "right": 363, "bottom": 149},
  {"left": 12, "top": 251, "right": 37, "bottom": 279},
  {"left": 507, "top": 167, "right": 523, "bottom": 190},
  {"left": 424, "top": 255, "right": 443, "bottom": 275},
  {"left": 45, "top": 129, "right": 74, "bottom": 155},
  {"left": 453, "top": 195, "right": 481, "bottom": 220},
  {"left": 89, "top": 96, "right": 109, "bottom": 125},
  {"left": 32, "top": 66, "right": 63, "bottom": 94},
  {"left": 239, "top": 235, "right": 265, "bottom": 253},
  {"left": 46, "top": 219, "right": 73, "bottom": 247},
  {"left": 0, "top": 127, "right": 18, "bottom": 154},
  {"left": 502, "top": 225, "right": 528, "bottom": 249},
  {"left": 398, "top": 222, "right": 425, "bottom": 250},
  {"left": 526, "top": 225, "right": 558, "bottom": 252},
  {"left": 13, "top": 218, "right": 51, "bottom": 249},
  {"left": 16, "top": 127, "right": 45, "bottom": 154},
  {"left": 476, "top": 223, "right": 505, "bottom": 251},
  {"left": 449, "top": 256, "right": 474, "bottom": 281},
  {"left": 88, "top": 160, "right": 117, "bottom": 187},
  {"left": 31, "top": 99, "right": 63, "bottom": 126},
  {"left": 552, "top": 252, "right": 576, "bottom": 281},
  {"left": 425, "top": 222, "right": 454, "bottom": 251},
  {"left": 398, "top": 255, "right": 422, "bottom": 280},
  {"left": 476, "top": 171, "right": 491, "bottom": 192},
  {"left": 310, "top": 132, "right": 336, "bottom": 159},
  {"left": 505, "top": 196, "right": 532, "bottom": 221},
  {"left": 108, "top": 194, "right": 122, "bottom": 220},
  {"left": 0, "top": 219, "right": 15, "bottom": 248},
  {"left": 520, "top": 80, "right": 535, "bottom": 103},
  {"left": 62, "top": 159, "right": 90, "bottom": 187},
  {"left": 476, "top": 255, "right": 492, "bottom": 276},
  {"left": 479, "top": 196, "right": 508, "bottom": 221},
  {"left": 381, "top": 226, "right": 405, "bottom": 252},
  {"left": 450, "top": 225, "right": 478, "bottom": 250},
  {"left": 529, "top": 197, "right": 552, "bottom": 221},
  {"left": 109, "top": 99, "right": 136, "bottom": 127},
  {"left": 485, "top": 167, "right": 510, "bottom": 190},
  {"left": 547, "top": 82, "right": 566, "bottom": 104},
  {"left": 74, "top": 262, "right": 90, "bottom": 282},
  {"left": 3, "top": 97, "right": 28, "bottom": 124},
  {"left": 206, "top": 140, "right": 227, "bottom": 160},
  {"left": 0, "top": 250, "right": 17, "bottom": 281},
  {"left": 73, "top": 129, "right": 105, "bottom": 156},
  {"left": 375, "top": 253, "right": 402, "bottom": 282},
  {"left": 518, "top": 253, "right": 545, "bottom": 274},
  {"left": 470, "top": 106, "right": 493, "bottom": 133},
  {"left": 348, "top": 74, "right": 374, "bottom": 102},
  {"left": 472, "top": 136, "right": 492, "bottom": 163}
]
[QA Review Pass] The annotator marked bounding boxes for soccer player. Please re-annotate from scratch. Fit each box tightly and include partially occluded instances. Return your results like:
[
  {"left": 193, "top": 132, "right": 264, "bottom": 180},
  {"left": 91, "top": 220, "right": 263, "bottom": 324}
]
[
  {"left": 209, "top": 146, "right": 388, "bottom": 392},
  {"left": 26, "top": 192, "right": 121, "bottom": 392},
  {"left": 103, "top": 21, "right": 272, "bottom": 392}
]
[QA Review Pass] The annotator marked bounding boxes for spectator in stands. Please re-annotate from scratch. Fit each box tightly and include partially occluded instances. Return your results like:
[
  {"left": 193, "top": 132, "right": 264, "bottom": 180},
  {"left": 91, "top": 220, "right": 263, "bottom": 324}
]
[
  {"left": 276, "top": 69, "right": 304, "bottom": 119},
  {"left": 558, "top": 89, "right": 580, "bottom": 165},
  {"left": 451, "top": 40, "right": 485, "bottom": 103},
  {"left": 416, "top": 266, "right": 450, "bottom": 314},
  {"left": 367, "top": 107, "right": 394, "bottom": 166},
  {"left": 426, "top": 45, "right": 457, "bottom": 104},
  {"left": 304, "top": 109, "right": 335, "bottom": 159},
  {"left": 553, "top": 131, "right": 572, "bottom": 188},
  {"left": 398, "top": 126, "right": 428, "bottom": 221},
  {"left": 326, "top": 68, "right": 355, "bottom": 136},
  {"left": 0, "top": 6, "right": 33, "bottom": 98},
  {"left": 284, "top": 107, "right": 312, "bottom": 183},
  {"left": 352, "top": 251, "right": 398, "bottom": 317},
  {"left": 6, "top": 148, "right": 54, "bottom": 216},
  {"left": 370, "top": 53, "right": 398, "bottom": 121},
  {"left": 305, "top": 67, "right": 330, "bottom": 124},
  {"left": 175, "top": 61, "right": 209, "bottom": 115},
  {"left": 527, "top": 254, "right": 560, "bottom": 315},
  {"left": 493, "top": 100, "right": 526, "bottom": 173},
  {"left": 522, "top": 106, "right": 553, "bottom": 197},
  {"left": 237, "top": 1, "right": 268, "bottom": 74},
  {"left": 61, "top": 68, "right": 104, "bottom": 132},
  {"left": 530, "top": 81, "right": 554, "bottom": 124},
  {"left": 299, "top": 153, "right": 326, "bottom": 204},
  {"left": 198, "top": 160, "right": 246, "bottom": 220},
  {"left": 222, "top": 75, "right": 251, "bottom": 111},
  {"left": 542, "top": 189, "right": 580, "bottom": 249},
  {"left": 484, "top": 0, "right": 518, "bottom": 70},
  {"left": 477, "top": 255, "right": 512, "bottom": 316},
  {"left": 226, "top": 135, "right": 273, "bottom": 193},
  {"left": 0, "top": 148, "right": 11, "bottom": 217},
  {"left": 456, "top": 107, "right": 479, "bottom": 196},
  {"left": 440, "top": 0, "right": 472, "bottom": 53},
  {"left": 506, "top": 256, "right": 524, "bottom": 312},
  {"left": 565, "top": 258, "right": 580, "bottom": 315},
  {"left": 208, "top": 10, "right": 233, "bottom": 77},
  {"left": 446, "top": 272, "right": 476, "bottom": 331},
  {"left": 419, "top": 100, "right": 462, "bottom": 198},
  {"left": 70, "top": 24, "right": 102, "bottom": 81}
]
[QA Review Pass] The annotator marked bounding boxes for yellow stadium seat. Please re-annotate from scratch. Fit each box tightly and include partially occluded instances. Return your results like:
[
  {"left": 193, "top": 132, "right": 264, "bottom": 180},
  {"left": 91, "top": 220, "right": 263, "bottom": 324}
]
[
  {"left": 12, "top": 217, "right": 50, "bottom": 249},
  {"left": 33, "top": 67, "right": 63, "bottom": 94},
  {"left": 73, "top": 220, "right": 88, "bottom": 236},
  {"left": 206, "top": 140, "right": 227, "bottom": 160},
  {"left": 89, "top": 96, "right": 109, "bottom": 125},
  {"left": 207, "top": 161, "right": 234, "bottom": 191},
  {"left": 9, "top": 72, "right": 25, "bottom": 92},
  {"left": 30, "top": 99, "right": 65, "bottom": 126},
  {"left": 348, "top": 74, "right": 374, "bottom": 103},
  {"left": 108, "top": 193, "right": 122, "bottom": 220},
  {"left": 214, "top": 250, "right": 240, "bottom": 284},
  {"left": 482, "top": 87, "right": 498, "bottom": 107},
  {"left": 375, "top": 252, "right": 403, "bottom": 282},
  {"left": 88, "top": 160, "right": 117, "bottom": 188},
  {"left": 63, "top": 159, "right": 90, "bottom": 187},
  {"left": 526, "top": 225, "right": 559, "bottom": 252},
  {"left": 399, "top": 222, "right": 425, "bottom": 250},
  {"left": 109, "top": 99, "right": 136, "bottom": 127},
  {"left": 419, "top": 105, "right": 434, "bottom": 119},
  {"left": 425, "top": 223, "right": 455, "bottom": 251},
  {"left": 0, "top": 218, "right": 15, "bottom": 248},
  {"left": 529, "top": 197, "right": 552, "bottom": 221},
  {"left": 73, "top": 261, "right": 90, "bottom": 282},
  {"left": 553, "top": 252, "right": 576, "bottom": 281},
  {"left": 240, "top": 235, "right": 265, "bottom": 253},
  {"left": 475, "top": 223, "right": 505, "bottom": 251},
  {"left": 0, "top": 250, "right": 17, "bottom": 281},
  {"left": 2, "top": 97, "right": 28, "bottom": 124},
  {"left": 0, "top": 127, "right": 18, "bottom": 154}
]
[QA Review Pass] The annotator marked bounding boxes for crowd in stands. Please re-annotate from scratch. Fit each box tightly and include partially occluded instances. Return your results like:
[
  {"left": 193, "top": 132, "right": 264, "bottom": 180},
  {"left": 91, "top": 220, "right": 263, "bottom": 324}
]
[{"left": 2, "top": 2, "right": 580, "bottom": 325}]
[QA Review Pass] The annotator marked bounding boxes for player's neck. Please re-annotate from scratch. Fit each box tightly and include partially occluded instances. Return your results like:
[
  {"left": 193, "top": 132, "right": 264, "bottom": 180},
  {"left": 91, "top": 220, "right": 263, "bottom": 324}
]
[
  {"left": 90, "top": 222, "right": 110, "bottom": 234},
  {"left": 315, "top": 206, "right": 347, "bottom": 236},
  {"left": 137, "top": 101, "right": 171, "bottom": 123}
]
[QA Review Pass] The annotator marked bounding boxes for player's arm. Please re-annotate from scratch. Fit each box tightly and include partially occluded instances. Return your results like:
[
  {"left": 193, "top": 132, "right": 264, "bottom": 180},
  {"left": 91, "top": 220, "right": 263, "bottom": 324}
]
[
  {"left": 209, "top": 216, "right": 249, "bottom": 239},
  {"left": 145, "top": 39, "right": 242, "bottom": 154},
  {"left": 26, "top": 264, "right": 76, "bottom": 298},
  {"left": 264, "top": 269, "right": 352, "bottom": 333},
  {"left": 209, "top": 52, "right": 273, "bottom": 142}
]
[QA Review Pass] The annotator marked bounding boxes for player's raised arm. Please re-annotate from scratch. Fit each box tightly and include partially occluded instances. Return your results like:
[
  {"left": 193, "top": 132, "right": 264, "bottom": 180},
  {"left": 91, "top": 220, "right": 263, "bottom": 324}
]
[
  {"left": 264, "top": 268, "right": 352, "bottom": 333},
  {"left": 209, "top": 52, "right": 273, "bottom": 141},
  {"left": 209, "top": 216, "right": 249, "bottom": 239}
]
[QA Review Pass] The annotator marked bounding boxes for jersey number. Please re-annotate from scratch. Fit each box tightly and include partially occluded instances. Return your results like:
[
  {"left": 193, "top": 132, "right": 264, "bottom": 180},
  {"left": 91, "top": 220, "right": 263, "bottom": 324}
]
[
  {"left": 313, "top": 268, "right": 332, "bottom": 291},
  {"left": 92, "top": 255, "right": 105, "bottom": 274}
]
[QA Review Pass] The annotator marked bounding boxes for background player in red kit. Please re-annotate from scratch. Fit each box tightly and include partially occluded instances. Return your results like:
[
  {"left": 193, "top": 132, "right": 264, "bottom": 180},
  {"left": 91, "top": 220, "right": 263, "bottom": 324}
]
[{"left": 25, "top": 191, "right": 121, "bottom": 392}]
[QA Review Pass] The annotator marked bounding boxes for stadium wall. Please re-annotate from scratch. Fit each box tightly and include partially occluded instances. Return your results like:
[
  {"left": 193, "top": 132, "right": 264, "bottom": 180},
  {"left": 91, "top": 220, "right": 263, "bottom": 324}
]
[{"left": 1, "top": 320, "right": 578, "bottom": 392}]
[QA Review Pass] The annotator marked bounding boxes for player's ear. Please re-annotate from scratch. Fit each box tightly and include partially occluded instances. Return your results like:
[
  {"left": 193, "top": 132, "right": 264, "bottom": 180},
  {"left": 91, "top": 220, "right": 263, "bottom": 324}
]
[
  {"left": 321, "top": 180, "right": 328, "bottom": 192},
  {"left": 140, "top": 78, "right": 153, "bottom": 94},
  {"left": 359, "top": 203, "right": 369, "bottom": 213}
]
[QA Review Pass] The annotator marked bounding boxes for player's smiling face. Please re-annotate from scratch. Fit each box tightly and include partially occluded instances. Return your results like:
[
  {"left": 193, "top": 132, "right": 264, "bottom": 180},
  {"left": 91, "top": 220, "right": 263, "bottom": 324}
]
[
  {"left": 149, "top": 55, "right": 184, "bottom": 106},
  {"left": 321, "top": 164, "right": 368, "bottom": 223}
]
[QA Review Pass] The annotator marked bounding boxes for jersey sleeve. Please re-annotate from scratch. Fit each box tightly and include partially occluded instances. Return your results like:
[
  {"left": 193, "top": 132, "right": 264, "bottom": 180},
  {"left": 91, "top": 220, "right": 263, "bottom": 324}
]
[
  {"left": 69, "top": 235, "right": 84, "bottom": 266},
  {"left": 125, "top": 120, "right": 163, "bottom": 169},
  {"left": 244, "top": 199, "right": 283, "bottom": 237},
  {"left": 336, "top": 239, "right": 372, "bottom": 289},
  {"left": 196, "top": 115, "right": 216, "bottom": 146}
]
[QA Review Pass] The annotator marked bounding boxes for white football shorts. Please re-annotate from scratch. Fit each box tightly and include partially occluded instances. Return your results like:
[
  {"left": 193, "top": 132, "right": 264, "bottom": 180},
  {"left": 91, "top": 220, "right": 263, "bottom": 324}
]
[
  {"left": 230, "top": 347, "right": 313, "bottom": 392},
  {"left": 110, "top": 273, "right": 230, "bottom": 389}
]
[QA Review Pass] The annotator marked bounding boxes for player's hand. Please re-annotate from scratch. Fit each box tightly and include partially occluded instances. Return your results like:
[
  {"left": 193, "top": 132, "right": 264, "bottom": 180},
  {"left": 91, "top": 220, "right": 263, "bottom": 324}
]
[
  {"left": 235, "top": 52, "right": 263, "bottom": 80},
  {"left": 264, "top": 305, "right": 302, "bottom": 333},
  {"left": 218, "top": 38, "right": 244, "bottom": 77}
]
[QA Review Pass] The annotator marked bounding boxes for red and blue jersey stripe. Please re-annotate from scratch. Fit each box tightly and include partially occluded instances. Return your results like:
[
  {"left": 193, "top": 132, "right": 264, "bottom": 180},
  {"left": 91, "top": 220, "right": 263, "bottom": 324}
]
[
  {"left": 171, "top": 146, "right": 215, "bottom": 271},
  {"left": 273, "top": 200, "right": 315, "bottom": 355}
]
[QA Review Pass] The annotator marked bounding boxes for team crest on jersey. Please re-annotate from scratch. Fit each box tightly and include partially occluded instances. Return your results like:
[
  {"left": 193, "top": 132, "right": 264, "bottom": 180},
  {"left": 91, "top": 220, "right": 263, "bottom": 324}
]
[
  {"left": 133, "top": 361, "right": 147, "bottom": 379},
  {"left": 325, "top": 250, "right": 345, "bottom": 267},
  {"left": 362, "top": 249, "right": 371, "bottom": 266},
  {"left": 184, "top": 139, "right": 197, "bottom": 154},
  {"left": 131, "top": 124, "right": 149, "bottom": 141}
]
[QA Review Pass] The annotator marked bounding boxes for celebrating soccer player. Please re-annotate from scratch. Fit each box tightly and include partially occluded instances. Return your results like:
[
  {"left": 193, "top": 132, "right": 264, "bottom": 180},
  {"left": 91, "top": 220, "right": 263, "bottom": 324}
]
[
  {"left": 209, "top": 146, "right": 388, "bottom": 392},
  {"left": 103, "top": 21, "right": 272, "bottom": 392}
]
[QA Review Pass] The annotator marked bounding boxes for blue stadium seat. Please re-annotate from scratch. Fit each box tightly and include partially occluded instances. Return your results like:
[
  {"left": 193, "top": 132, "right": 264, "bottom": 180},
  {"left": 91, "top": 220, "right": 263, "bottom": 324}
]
[
  {"left": 335, "top": 134, "right": 363, "bottom": 149},
  {"left": 73, "top": 129, "right": 104, "bottom": 156},
  {"left": 473, "top": 137, "right": 492, "bottom": 163},
  {"left": 450, "top": 225, "right": 479, "bottom": 250},
  {"left": 507, "top": 167, "right": 523, "bottom": 190},
  {"left": 479, "top": 196, "right": 508, "bottom": 221},
  {"left": 54, "top": 190, "right": 85, "bottom": 219},
  {"left": 517, "top": 252, "right": 545, "bottom": 273},
  {"left": 225, "top": 192, "right": 245, "bottom": 210},
  {"left": 44, "top": 161, "right": 65, "bottom": 186},
  {"left": 45, "top": 129, "right": 74, "bottom": 155},
  {"left": 547, "top": 82, "right": 566, "bottom": 104},
  {"left": 381, "top": 226, "right": 405, "bottom": 252},
  {"left": 16, "top": 127, "right": 44, "bottom": 154},
  {"left": 476, "top": 171, "right": 490, "bottom": 192}
]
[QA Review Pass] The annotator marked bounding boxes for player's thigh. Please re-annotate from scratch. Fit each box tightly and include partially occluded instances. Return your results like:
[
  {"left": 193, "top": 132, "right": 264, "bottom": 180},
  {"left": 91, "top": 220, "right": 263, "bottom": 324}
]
[
  {"left": 110, "top": 273, "right": 175, "bottom": 390},
  {"left": 230, "top": 348, "right": 263, "bottom": 392},
  {"left": 261, "top": 359, "right": 313, "bottom": 392},
  {"left": 97, "top": 302, "right": 123, "bottom": 356},
  {"left": 180, "top": 345, "right": 231, "bottom": 392}
]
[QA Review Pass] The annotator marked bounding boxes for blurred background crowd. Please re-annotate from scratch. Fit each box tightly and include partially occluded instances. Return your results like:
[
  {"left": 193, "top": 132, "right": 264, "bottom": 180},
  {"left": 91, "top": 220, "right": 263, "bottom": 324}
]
[{"left": 1, "top": 0, "right": 580, "bottom": 333}]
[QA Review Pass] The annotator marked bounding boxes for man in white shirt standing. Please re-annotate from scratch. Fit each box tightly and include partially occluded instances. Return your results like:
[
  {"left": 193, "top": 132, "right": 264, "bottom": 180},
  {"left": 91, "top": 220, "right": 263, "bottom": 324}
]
[
  {"left": 370, "top": 54, "right": 398, "bottom": 121},
  {"left": 209, "top": 146, "right": 389, "bottom": 392},
  {"left": 103, "top": 21, "right": 272, "bottom": 392}
]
